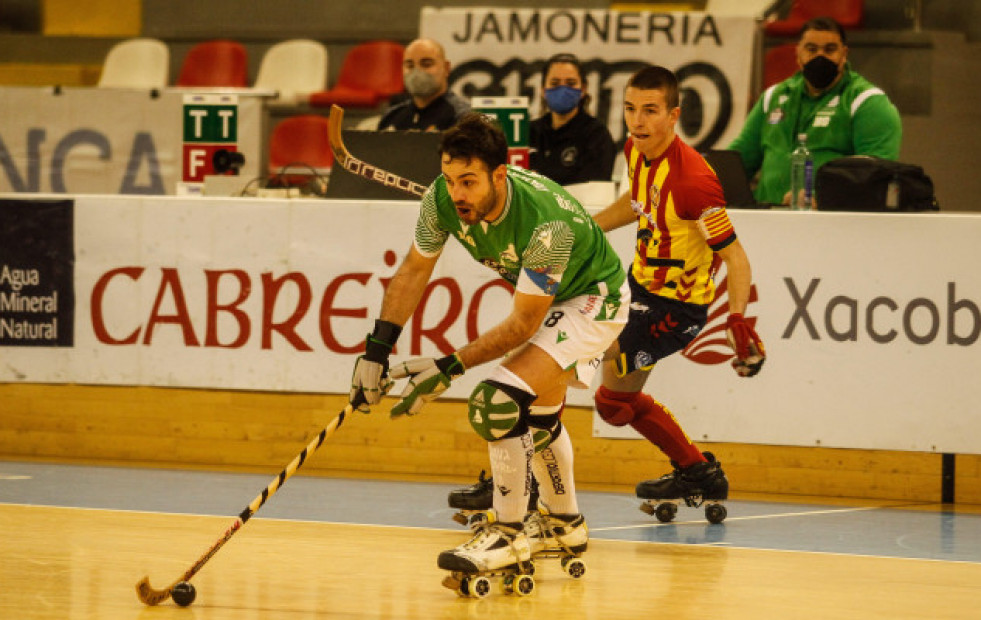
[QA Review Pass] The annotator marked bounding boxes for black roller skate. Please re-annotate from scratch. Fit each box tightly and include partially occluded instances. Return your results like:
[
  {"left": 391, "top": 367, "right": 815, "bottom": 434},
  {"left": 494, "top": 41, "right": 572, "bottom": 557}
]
[
  {"left": 636, "top": 452, "right": 729, "bottom": 524},
  {"left": 438, "top": 519, "right": 536, "bottom": 598},
  {"left": 448, "top": 470, "right": 539, "bottom": 527}
]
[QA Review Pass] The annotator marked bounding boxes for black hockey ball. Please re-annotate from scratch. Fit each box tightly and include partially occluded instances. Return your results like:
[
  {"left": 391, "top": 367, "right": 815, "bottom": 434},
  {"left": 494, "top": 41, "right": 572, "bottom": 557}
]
[{"left": 172, "top": 581, "right": 196, "bottom": 607}]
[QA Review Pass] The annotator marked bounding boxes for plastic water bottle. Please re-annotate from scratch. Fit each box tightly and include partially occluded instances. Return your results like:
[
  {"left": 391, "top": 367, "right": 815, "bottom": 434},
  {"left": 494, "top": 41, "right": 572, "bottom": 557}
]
[{"left": 790, "top": 133, "right": 814, "bottom": 210}]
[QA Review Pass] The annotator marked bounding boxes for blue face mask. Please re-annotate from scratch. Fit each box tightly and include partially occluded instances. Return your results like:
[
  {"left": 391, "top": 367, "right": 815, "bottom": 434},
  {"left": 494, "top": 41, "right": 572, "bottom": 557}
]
[{"left": 544, "top": 85, "right": 582, "bottom": 114}]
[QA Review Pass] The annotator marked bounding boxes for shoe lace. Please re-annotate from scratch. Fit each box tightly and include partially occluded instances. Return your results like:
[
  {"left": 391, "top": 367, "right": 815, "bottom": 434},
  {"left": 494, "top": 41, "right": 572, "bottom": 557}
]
[{"left": 461, "top": 524, "right": 495, "bottom": 550}]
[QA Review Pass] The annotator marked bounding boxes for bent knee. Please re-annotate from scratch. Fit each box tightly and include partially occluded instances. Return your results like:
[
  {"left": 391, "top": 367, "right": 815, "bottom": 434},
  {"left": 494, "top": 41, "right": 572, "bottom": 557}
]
[
  {"left": 468, "top": 380, "right": 534, "bottom": 441},
  {"left": 594, "top": 386, "right": 637, "bottom": 427}
]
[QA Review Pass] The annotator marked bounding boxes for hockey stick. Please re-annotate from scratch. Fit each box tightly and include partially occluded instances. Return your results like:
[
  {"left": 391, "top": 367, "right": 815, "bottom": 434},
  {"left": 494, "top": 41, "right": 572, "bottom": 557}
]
[
  {"left": 327, "top": 104, "right": 428, "bottom": 198},
  {"left": 135, "top": 400, "right": 358, "bottom": 606}
]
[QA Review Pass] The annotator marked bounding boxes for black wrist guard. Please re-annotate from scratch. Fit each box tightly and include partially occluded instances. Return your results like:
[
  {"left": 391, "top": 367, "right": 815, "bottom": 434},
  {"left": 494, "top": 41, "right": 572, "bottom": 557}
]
[
  {"left": 364, "top": 319, "right": 402, "bottom": 363},
  {"left": 435, "top": 353, "right": 466, "bottom": 379}
]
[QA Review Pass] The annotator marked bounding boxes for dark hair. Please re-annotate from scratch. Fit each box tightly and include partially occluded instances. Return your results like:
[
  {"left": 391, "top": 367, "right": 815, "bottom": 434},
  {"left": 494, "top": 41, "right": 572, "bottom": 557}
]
[
  {"left": 542, "top": 53, "right": 582, "bottom": 86},
  {"left": 438, "top": 112, "right": 508, "bottom": 172},
  {"left": 541, "top": 52, "right": 592, "bottom": 113},
  {"left": 799, "top": 16, "right": 847, "bottom": 45},
  {"left": 626, "top": 65, "right": 680, "bottom": 109}
]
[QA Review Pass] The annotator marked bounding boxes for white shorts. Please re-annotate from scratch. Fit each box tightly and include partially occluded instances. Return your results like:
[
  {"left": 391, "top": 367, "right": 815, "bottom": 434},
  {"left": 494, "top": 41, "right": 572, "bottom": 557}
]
[{"left": 527, "top": 279, "right": 630, "bottom": 389}]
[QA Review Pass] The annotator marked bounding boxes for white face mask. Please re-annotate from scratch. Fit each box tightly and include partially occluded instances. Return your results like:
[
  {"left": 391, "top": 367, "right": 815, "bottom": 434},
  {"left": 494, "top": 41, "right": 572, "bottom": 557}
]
[{"left": 404, "top": 69, "right": 441, "bottom": 99}]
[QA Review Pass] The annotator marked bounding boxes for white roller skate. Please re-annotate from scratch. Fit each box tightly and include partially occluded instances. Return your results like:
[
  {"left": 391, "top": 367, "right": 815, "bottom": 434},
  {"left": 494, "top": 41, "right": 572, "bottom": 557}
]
[
  {"left": 438, "top": 518, "right": 535, "bottom": 598},
  {"left": 523, "top": 508, "right": 588, "bottom": 579},
  {"left": 636, "top": 452, "right": 729, "bottom": 524}
]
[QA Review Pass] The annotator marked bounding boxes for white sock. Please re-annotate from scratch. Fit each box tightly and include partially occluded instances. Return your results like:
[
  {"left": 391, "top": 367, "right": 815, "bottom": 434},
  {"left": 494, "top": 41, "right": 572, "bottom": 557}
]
[
  {"left": 532, "top": 425, "right": 579, "bottom": 515},
  {"left": 489, "top": 432, "right": 534, "bottom": 523}
]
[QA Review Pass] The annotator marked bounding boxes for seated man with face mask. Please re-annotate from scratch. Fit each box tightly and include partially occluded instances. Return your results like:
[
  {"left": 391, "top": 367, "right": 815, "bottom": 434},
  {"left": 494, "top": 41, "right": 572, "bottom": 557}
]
[
  {"left": 377, "top": 38, "right": 471, "bottom": 132},
  {"left": 728, "top": 16, "right": 902, "bottom": 206}
]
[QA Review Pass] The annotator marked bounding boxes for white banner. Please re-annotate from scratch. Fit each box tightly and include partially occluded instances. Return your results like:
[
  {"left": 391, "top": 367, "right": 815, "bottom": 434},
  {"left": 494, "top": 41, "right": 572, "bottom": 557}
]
[
  {"left": 1, "top": 195, "right": 979, "bottom": 453},
  {"left": 421, "top": 7, "right": 757, "bottom": 151},
  {"left": 598, "top": 210, "right": 981, "bottom": 454},
  {"left": 0, "top": 87, "right": 264, "bottom": 195}
]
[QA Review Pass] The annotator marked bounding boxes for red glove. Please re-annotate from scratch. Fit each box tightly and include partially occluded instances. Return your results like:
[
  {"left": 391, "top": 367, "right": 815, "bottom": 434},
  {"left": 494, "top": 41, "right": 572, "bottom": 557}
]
[{"left": 725, "top": 313, "right": 766, "bottom": 377}]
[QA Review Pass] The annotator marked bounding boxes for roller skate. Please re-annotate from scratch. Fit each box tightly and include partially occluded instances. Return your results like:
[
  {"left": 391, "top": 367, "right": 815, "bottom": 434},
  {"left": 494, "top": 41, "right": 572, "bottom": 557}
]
[
  {"left": 438, "top": 518, "right": 536, "bottom": 598},
  {"left": 523, "top": 508, "right": 588, "bottom": 579},
  {"left": 636, "top": 452, "right": 729, "bottom": 524},
  {"left": 448, "top": 471, "right": 539, "bottom": 527}
]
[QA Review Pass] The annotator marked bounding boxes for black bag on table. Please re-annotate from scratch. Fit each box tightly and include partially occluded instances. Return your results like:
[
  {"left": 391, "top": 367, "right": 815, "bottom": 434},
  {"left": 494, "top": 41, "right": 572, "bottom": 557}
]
[{"left": 815, "top": 156, "right": 939, "bottom": 212}]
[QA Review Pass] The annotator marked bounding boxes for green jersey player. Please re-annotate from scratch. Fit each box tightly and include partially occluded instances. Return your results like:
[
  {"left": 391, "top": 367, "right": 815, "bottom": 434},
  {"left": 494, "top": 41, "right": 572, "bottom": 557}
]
[{"left": 350, "top": 112, "right": 628, "bottom": 594}]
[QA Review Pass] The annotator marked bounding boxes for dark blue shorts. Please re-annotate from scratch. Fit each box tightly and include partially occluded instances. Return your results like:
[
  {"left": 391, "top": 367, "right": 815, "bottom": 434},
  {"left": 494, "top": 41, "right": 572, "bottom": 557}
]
[{"left": 616, "top": 272, "right": 708, "bottom": 374}]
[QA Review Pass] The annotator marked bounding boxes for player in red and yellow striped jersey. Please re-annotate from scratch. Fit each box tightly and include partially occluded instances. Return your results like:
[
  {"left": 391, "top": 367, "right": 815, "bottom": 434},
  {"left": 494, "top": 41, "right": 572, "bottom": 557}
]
[{"left": 592, "top": 66, "right": 766, "bottom": 520}]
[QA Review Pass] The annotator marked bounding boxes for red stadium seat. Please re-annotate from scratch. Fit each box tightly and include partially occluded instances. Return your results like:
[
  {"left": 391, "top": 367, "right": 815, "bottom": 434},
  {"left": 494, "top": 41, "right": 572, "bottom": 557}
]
[
  {"left": 308, "top": 40, "right": 405, "bottom": 109},
  {"left": 763, "top": 43, "right": 799, "bottom": 89},
  {"left": 764, "top": 0, "right": 864, "bottom": 38},
  {"left": 176, "top": 39, "right": 248, "bottom": 88},
  {"left": 267, "top": 115, "right": 333, "bottom": 188}
]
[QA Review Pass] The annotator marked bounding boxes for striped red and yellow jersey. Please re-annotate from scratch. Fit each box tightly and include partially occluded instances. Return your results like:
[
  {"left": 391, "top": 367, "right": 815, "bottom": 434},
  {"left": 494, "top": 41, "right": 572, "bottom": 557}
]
[{"left": 624, "top": 135, "right": 737, "bottom": 305}]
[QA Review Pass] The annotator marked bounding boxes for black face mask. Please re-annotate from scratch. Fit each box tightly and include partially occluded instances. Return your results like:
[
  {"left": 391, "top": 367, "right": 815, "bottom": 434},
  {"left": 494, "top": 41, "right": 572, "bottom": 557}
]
[{"left": 802, "top": 55, "right": 840, "bottom": 90}]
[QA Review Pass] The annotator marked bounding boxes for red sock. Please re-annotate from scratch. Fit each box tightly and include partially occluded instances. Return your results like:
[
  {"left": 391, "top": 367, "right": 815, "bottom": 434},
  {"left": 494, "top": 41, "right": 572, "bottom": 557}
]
[{"left": 608, "top": 390, "right": 704, "bottom": 467}]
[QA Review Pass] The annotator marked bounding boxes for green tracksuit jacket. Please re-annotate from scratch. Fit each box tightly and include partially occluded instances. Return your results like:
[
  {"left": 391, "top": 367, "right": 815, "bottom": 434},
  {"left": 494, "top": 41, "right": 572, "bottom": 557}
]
[{"left": 729, "top": 65, "right": 902, "bottom": 206}]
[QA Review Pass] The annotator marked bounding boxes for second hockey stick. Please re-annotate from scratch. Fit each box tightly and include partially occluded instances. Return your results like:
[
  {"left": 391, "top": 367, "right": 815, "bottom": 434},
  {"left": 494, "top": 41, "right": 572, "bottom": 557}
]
[
  {"left": 135, "top": 399, "right": 358, "bottom": 606},
  {"left": 327, "top": 104, "right": 428, "bottom": 198}
]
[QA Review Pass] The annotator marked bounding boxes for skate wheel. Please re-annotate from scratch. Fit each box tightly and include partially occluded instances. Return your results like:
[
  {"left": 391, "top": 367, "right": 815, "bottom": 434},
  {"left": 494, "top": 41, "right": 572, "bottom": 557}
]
[
  {"left": 513, "top": 574, "right": 535, "bottom": 596},
  {"left": 654, "top": 502, "right": 677, "bottom": 523},
  {"left": 705, "top": 503, "right": 727, "bottom": 524},
  {"left": 469, "top": 576, "right": 491, "bottom": 598},
  {"left": 457, "top": 575, "right": 473, "bottom": 597},
  {"left": 561, "top": 556, "right": 586, "bottom": 579}
]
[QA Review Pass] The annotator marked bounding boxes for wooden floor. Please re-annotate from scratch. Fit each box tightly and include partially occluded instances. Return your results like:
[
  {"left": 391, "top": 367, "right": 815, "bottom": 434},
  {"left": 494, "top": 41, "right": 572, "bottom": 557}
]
[{"left": 3, "top": 499, "right": 980, "bottom": 619}]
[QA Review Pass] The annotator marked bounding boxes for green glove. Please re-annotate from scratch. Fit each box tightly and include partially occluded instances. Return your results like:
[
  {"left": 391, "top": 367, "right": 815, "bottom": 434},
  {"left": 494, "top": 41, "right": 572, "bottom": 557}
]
[{"left": 389, "top": 353, "right": 465, "bottom": 418}]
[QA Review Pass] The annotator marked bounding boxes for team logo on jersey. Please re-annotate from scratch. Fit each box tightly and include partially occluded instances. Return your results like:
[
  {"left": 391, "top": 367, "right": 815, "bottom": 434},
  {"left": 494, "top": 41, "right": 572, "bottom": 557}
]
[
  {"left": 649, "top": 182, "right": 662, "bottom": 210},
  {"left": 500, "top": 243, "right": 519, "bottom": 264},
  {"left": 455, "top": 227, "right": 476, "bottom": 247},
  {"left": 561, "top": 146, "right": 578, "bottom": 167},
  {"left": 768, "top": 108, "right": 784, "bottom": 124}
]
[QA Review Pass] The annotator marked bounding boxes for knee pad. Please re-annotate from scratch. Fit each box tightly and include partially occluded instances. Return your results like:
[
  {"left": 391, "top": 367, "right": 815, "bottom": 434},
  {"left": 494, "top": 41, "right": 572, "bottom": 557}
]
[
  {"left": 594, "top": 386, "right": 637, "bottom": 427},
  {"left": 528, "top": 402, "right": 564, "bottom": 453},
  {"left": 468, "top": 379, "right": 534, "bottom": 441}
]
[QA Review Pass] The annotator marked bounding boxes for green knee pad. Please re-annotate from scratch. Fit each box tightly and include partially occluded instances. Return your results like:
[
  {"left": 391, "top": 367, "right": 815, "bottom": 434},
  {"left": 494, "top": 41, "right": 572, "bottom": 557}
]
[
  {"left": 529, "top": 412, "right": 562, "bottom": 453},
  {"left": 468, "top": 380, "right": 533, "bottom": 441}
]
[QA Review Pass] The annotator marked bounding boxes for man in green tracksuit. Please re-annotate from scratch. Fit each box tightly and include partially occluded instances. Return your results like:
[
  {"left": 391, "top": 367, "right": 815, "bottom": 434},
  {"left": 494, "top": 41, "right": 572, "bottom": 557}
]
[{"left": 729, "top": 16, "right": 902, "bottom": 206}]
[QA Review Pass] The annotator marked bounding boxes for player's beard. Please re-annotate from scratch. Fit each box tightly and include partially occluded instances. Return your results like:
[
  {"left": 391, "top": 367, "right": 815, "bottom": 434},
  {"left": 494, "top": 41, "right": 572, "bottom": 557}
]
[{"left": 455, "top": 183, "right": 500, "bottom": 225}]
